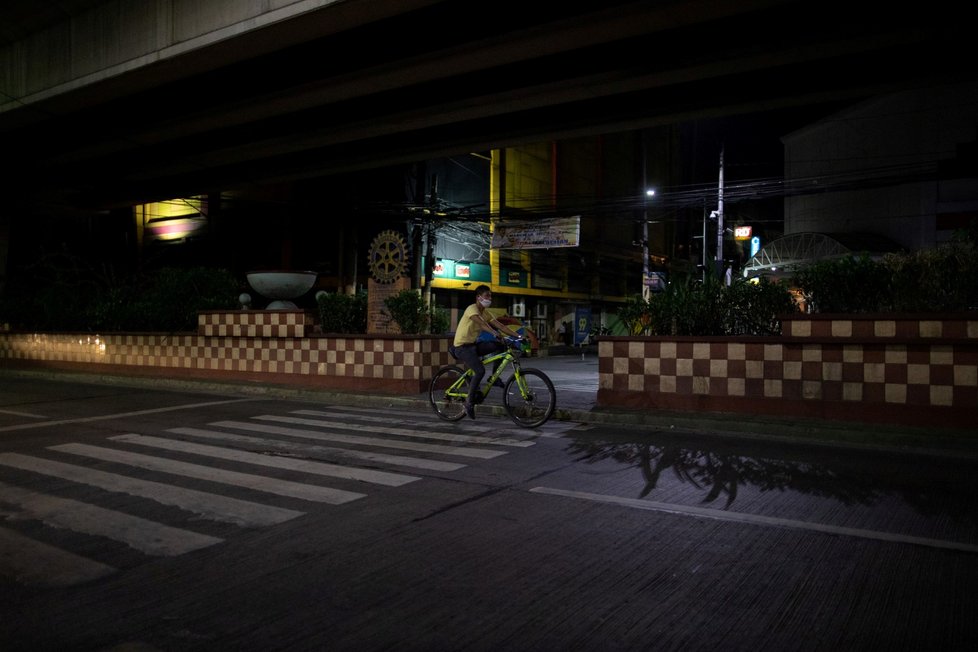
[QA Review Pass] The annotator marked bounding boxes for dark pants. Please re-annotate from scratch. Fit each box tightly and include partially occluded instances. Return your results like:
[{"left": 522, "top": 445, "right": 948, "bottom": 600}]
[{"left": 454, "top": 340, "right": 504, "bottom": 403}]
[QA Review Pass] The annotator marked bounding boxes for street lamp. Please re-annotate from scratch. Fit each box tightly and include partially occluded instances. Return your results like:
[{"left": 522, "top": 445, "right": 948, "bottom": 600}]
[{"left": 642, "top": 189, "right": 655, "bottom": 301}]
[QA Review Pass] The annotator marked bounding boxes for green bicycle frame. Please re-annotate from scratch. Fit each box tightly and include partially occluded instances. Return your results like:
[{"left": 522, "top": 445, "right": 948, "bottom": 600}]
[{"left": 445, "top": 349, "right": 530, "bottom": 401}]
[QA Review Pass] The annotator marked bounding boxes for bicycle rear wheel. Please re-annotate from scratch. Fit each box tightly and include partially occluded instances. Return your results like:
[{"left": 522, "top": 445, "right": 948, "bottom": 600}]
[
  {"left": 503, "top": 368, "right": 556, "bottom": 428},
  {"left": 428, "top": 365, "right": 468, "bottom": 421}
]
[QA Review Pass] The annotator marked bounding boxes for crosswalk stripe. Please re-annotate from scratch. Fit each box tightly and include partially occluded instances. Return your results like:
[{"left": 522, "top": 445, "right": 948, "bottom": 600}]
[
  {"left": 0, "top": 526, "right": 116, "bottom": 587},
  {"left": 109, "top": 434, "right": 420, "bottom": 487},
  {"left": 211, "top": 420, "right": 506, "bottom": 459},
  {"left": 167, "top": 427, "right": 466, "bottom": 472},
  {"left": 314, "top": 405, "right": 446, "bottom": 419},
  {"left": 0, "top": 453, "right": 303, "bottom": 526},
  {"left": 285, "top": 412, "right": 536, "bottom": 447},
  {"left": 0, "top": 398, "right": 257, "bottom": 432},
  {"left": 49, "top": 444, "right": 366, "bottom": 505},
  {"left": 291, "top": 407, "right": 539, "bottom": 438},
  {"left": 309, "top": 406, "right": 575, "bottom": 440},
  {"left": 0, "top": 408, "right": 47, "bottom": 418},
  {"left": 551, "top": 383, "right": 597, "bottom": 391},
  {"left": 0, "top": 481, "right": 222, "bottom": 555}
]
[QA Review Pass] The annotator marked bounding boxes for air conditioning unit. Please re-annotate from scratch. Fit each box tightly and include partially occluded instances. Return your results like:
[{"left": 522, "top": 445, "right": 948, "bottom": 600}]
[
  {"left": 510, "top": 299, "right": 525, "bottom": 318},
  {"left": 534, "top": 304, "right": 548, "bottom": 319}
]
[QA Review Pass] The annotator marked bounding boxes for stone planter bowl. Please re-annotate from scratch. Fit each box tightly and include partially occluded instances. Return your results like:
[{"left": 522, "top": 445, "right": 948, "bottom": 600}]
[{"left": 246, "top": 270, "right": 318, "bottom": 309}]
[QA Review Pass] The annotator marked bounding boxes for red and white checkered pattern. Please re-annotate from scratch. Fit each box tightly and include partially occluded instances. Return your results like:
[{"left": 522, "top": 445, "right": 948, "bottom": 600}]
[
  {"left": 784, "top": 316, "right": 978, "bottom": 340},
  {"left": 198, "top": 310, "right": 312, "bottom": 338},
  {"left": 599, "top": 339, "right": 978, "bottom": 408},
  {"left": 0, "top": 331, "right": 455, "bottom": 391}
]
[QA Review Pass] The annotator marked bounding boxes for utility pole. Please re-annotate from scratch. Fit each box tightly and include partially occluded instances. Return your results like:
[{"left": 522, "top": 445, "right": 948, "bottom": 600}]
[
  {"left": 423, "top": 174, "right": 437, "bottom": 309},
  {"left": 640, "top": 133, "right": 653, "bottom": 301},
  {"left": 702, "top": 199, "right": 708, "bottom": 282},
  {"left": 641, "top": 137, "right": 648, "bottom": 302},
  {"left": 641, "top": 189, "right": 655, "bottom": 301},
  {"left": 715, "top": 143, "right": 725, "bottom": 278}
]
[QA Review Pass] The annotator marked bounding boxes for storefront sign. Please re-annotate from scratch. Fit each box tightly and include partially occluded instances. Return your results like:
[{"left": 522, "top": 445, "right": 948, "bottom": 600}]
[
  {"left": 574, "top": 307, "right": 591, "bottom": 345},
  {"left": 734, "top": 225, "right": 753, "bottom": 240}
]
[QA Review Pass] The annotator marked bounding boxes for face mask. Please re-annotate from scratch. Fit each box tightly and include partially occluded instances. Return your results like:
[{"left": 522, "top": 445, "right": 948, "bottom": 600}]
[{"left": 478, "top": 297, "right": 492, "bottom": 308}]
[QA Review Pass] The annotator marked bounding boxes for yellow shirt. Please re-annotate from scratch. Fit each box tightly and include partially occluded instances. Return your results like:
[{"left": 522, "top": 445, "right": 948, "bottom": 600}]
[{"left": 454, "top": 304, "right": 488, "bottom": 346}]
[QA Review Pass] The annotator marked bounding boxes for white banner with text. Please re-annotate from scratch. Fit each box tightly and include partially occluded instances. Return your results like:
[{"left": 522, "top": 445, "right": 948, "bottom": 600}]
[{"left": 491, "top": 216, "right": 580, "bottom": 249}]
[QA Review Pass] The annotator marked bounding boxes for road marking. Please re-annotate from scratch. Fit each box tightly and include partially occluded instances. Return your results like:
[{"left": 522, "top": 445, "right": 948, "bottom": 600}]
[
  {"left": 490, "top": 421, "right": 579, "bottom": 438},
  {"left": 0, "top": 408, "right": 47, "bottom": 418},
  {"left": 212, "top": 420, "right": 506, "bottom": 459},
  {"left": 50, "top": 443, "right": 365, "bottom": 505},
  {"left": 0, "top": 398, "right": 258, "bottom": 432},
  {"left": 168, "top": 427, "right": 466, "bottom": 472},
  {"left": 110, "top": 434, "right": 420, "bottom": 486},
  {"left": 529, "top": 487, "right": 978, "bottom": 554},
  {"left": 291, "top": 409, "right": 539, "bottom": 445},
  {"left": 0, "top": 481, "right": 222, "bottom": 555},
  {"left": 271, "top": 413, "right": 536, "bottom": 447},
  {"left": 0, "top": 526, "right": 116, "bottom": 588},
  {"left": 550, "top": 383, "right": 597, "bottom": 392},
  {"left": 0, "top": 453, "right": 303, "bottom": 526},
  {"left": 307, "top": 406, "right": 559, "bottom": 439},
  {"left": 319, "top": 405, "right": 437, "bottom": 420},
  {"left": 313, "top": 404, "right": 572, "bottom": 435}
]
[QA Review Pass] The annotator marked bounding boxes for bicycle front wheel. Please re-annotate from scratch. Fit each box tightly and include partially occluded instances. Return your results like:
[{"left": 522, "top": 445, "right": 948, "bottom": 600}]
[
  {"left": 428, "top": 365, "right": 468, "bottom": 421},
  {"left": 503, "top": 368, "right": 556, "bottom": 428}
]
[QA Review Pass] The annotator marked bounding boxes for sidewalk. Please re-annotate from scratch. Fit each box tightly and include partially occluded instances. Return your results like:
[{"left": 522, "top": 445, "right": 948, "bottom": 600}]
[
  {"left": 2, "top": 353, "right": 976, "bottom": 456},
  {"left": 449, "top": 353, "right": 978, "bottom": 455}
]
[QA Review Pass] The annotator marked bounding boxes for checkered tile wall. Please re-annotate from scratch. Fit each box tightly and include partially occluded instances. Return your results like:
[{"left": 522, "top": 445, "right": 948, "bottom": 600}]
[
  {"left": 4, "top": 313, "right": 975, "bottom": 428},
  {"left": 198, "top": 309, "right": 313, "bottom": 337},
  {"left": 0, "top": 329, "right": 455, "bottom": 394},
  {"left": 597, "top": 316, "right": 978, "bottom": 429}
]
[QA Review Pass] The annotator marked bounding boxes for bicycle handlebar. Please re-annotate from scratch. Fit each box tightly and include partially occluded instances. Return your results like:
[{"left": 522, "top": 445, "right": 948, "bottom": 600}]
[{"left": 502, "top": 335, "right": 530, "bottom": 356}]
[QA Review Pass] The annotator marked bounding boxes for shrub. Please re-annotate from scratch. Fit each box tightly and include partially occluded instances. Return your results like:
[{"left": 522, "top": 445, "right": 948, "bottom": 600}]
[
  {"left": 792, "top": 243, "right": 978, "bottom": 314},
  {"left": 611, "top": 274, "right": 797, "bottom": 337},
  {"left": 125, "top": 267, "right": 240, "bottom": 331},
  {"left": 721, "top": 277, "right": 799, "bottom": 335},
  {"left": 0, "top": 250, "right": 102, "bottom": 331},
  {"left": 1, "top": 262, "right": 239, "bottom": 332},
  {"left": 884, "top": 242, "right": 978, "bottom": 312},
  {"left": 316, "top": 290, "right": 367, "bottom": 333},
  {"left": 379, "top": 291, "right": 450, "bottom": 335},
  {"left": 792, "top": 254, "right": 891, "bottom": 313},
  {"left": 616, "top": 296, "right": 655, "bottom": 335},
  {"left": 663, "top": 274, "right": 725, "bottom": 336},
  {"left": 429, "top": 305, "right": 451, "bottom": 334},
  {"left": 383, "top": 289, "right": 429, "bottom": 334}
]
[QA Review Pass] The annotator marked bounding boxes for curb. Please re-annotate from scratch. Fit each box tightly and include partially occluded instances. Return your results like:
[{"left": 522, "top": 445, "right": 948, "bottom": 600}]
[{"left": 2, "top": 367, "right": 975, "bottom": 458}]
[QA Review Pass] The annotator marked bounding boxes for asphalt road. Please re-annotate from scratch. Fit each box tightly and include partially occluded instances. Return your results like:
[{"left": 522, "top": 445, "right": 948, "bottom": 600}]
[{"left": 1, "top": 373, "right": 977, "bottom": 651}]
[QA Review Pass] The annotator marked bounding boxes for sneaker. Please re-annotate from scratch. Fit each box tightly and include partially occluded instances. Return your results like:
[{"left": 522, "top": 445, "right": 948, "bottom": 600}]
[{"left": 464, "top": 402, "right": 476, "bottom": 419}]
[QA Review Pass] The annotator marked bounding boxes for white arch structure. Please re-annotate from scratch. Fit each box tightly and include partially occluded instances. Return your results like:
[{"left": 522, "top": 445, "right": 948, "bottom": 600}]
[{"left": 742, "top": 232, "right": 904, "bottom": 280}]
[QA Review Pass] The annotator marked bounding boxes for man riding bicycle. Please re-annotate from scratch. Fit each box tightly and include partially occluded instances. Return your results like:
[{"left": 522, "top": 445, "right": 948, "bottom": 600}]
[{"left": 452, "top": 284, "right": 523, "bottom": 419}]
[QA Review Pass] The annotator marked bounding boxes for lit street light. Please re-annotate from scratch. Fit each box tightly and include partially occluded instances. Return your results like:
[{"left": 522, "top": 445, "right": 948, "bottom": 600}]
[{"left": 642, "top": 189, "right": 655, "bottom": 301}]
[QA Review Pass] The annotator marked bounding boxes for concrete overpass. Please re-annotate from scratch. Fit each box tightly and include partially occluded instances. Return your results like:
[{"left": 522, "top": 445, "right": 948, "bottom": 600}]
[{"left": 1, "top": 0, "right": 974, "bottom": 216}]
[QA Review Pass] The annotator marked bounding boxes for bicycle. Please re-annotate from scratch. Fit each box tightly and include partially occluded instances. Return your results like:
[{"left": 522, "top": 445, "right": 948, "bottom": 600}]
[{"left": 428, "top": 336, "right": 557, "bottom": 428}]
